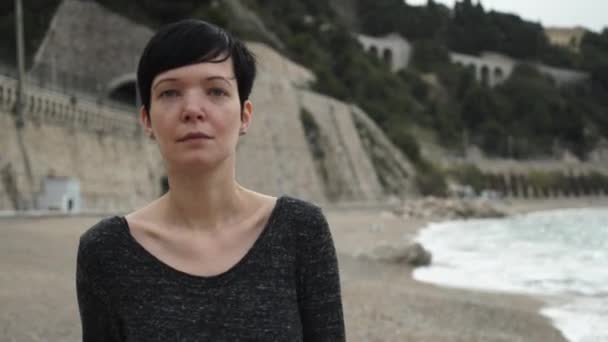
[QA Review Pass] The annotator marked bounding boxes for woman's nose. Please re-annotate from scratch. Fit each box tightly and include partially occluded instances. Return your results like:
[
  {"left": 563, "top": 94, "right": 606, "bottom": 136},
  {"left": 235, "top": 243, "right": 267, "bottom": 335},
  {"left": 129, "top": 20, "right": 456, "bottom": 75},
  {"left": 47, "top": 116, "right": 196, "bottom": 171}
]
[
  {"left": 181, "top": 109, "right": 204, "bottom": 122},
  {"left": 181, "top": 92, "right": 206, "bottom": 122}
]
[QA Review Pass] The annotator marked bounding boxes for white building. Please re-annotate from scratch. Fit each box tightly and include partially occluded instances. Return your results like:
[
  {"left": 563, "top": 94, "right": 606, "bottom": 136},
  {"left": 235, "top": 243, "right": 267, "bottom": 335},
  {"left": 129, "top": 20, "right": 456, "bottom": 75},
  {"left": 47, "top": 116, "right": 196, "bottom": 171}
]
[
  {"left": 36, "top": 176, "right": 81, "bottom": 213},
  {"left": 356, "top": 32, "right": 413, "bottom": 72},
  {"left": 449, "top": 51, "right": 589, "bottom": 87}
]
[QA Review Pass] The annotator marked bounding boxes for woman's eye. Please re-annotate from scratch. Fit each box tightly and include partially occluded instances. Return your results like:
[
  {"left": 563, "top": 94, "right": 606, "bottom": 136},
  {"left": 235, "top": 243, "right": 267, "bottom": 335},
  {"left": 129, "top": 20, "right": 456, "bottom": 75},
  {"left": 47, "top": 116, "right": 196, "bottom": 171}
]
[
  {"left": 159, "top": 89, "right": 179, "bottom": 98},
  {"left": 208, "top": 88, "right": 228, "bottom": 97}
]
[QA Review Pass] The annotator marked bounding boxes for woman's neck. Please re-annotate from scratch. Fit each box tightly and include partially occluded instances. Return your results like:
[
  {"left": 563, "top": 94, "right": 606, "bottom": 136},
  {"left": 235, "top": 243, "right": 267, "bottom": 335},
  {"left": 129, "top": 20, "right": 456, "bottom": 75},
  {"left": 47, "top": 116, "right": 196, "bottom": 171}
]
[{"left": 161, "top": 161, "right": 250, "bottom": 233}]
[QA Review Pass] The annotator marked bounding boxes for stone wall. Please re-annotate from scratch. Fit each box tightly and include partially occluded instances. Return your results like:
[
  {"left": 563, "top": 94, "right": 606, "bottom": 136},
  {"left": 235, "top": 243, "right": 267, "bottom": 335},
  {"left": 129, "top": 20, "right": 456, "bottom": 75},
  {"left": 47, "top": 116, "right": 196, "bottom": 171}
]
[
  {"left": 444, "top": 156, "right": 608, "bottom": 176},
  {"left": 247, "top": 42, "right": 315, "bottom": 88},
  {"left": 450, "top": 52, "right": 514, "bottom": 87},
  {"left": 238, "top": 43, "right": 416, "bottom": 204},
  {"left": 298, "top": 90, "right": 384, "bottom": 202},
  {"left": 350, "top": 106, "right": 418, "bottom": 198},
  {"left": 356, "top": 33, "right": 412, "bottom": 72},
  {"left": 450, "top": 51, "right": 589, "bottom": 87},
  {"left": 535, "top": 63, "right": 590, "bottom": 86},
  {"left": 355, "top": 31, "right": 590, "bottom": 87},
  {"left": 235, "top": 46, "right": 325, "bottom": 203},
  {"left": 0, "top": 75, "right": 164, "bottom": 212},
  {"left": 30, "top": 0, "right": 153, "bottom": 94}
]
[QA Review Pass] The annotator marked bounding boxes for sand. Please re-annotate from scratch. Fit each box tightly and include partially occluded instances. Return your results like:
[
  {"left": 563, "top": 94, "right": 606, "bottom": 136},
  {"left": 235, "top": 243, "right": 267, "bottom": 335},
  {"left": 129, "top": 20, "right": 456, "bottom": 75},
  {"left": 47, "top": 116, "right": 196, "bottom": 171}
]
[{"left": 2, "top": 198, "right": 606, "bottom": 341}]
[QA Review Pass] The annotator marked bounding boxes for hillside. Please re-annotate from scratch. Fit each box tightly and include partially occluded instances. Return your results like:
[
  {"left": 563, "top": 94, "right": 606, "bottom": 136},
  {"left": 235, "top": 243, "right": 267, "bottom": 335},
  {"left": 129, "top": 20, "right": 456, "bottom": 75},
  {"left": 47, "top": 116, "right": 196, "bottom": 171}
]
[{"left": 1, "top": 0, "right": 608, "bottom": 196}]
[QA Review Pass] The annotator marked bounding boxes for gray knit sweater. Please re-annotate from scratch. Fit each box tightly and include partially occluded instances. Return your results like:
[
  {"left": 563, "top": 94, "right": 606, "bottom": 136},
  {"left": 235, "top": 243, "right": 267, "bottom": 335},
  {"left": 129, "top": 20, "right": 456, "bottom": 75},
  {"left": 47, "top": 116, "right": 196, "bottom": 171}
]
[{"left": 76, "top": 196, "right": 345, "bottom": 341}]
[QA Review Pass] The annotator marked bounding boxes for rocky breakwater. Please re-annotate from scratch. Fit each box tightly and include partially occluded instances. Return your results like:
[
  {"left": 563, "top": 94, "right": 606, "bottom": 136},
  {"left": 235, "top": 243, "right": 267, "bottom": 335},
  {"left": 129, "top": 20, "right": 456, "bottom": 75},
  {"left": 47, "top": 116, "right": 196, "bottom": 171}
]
[
  {"left": 397, "top": 197, "right": 506, "bottom": 220},
  {"left": 361, "top": 197, "right": 506, "bottom": 268}
]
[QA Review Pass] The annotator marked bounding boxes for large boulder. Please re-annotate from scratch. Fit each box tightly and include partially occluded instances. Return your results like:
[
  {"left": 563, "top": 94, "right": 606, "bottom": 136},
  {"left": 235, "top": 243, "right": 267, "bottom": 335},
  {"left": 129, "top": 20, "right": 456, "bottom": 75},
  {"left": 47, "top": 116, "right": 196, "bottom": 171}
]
[{"left": 367, "top": 242, "right": 432, "bottom": 267}]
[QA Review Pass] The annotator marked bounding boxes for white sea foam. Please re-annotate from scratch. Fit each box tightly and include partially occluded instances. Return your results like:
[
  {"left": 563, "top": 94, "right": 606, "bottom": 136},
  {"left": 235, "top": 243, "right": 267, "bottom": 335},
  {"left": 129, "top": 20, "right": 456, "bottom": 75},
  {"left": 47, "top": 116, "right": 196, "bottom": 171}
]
[{"left": 413, "top": 208, "right": 608, "bottom": 342}]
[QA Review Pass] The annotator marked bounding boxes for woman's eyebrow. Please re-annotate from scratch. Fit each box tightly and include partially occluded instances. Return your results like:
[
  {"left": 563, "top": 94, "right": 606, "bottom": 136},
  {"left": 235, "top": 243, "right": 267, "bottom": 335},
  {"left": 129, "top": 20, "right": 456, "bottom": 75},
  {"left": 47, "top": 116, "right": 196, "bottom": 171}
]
[
  {"left": 152, "top": 75, "right": 235, "bottom": 90},
  {"left": 152, "top": 78, "right": 178, "bottom": 90},
  {"left": 206, "top": 76, "right": 235, "bottom": 87}
]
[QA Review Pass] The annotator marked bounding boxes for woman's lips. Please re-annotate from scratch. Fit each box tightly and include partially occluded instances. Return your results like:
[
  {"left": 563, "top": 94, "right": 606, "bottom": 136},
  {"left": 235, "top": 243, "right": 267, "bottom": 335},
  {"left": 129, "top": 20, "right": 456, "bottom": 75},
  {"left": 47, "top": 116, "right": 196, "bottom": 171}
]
[{"left": 177, "top": 132, "right": 213, "bottom": 142}]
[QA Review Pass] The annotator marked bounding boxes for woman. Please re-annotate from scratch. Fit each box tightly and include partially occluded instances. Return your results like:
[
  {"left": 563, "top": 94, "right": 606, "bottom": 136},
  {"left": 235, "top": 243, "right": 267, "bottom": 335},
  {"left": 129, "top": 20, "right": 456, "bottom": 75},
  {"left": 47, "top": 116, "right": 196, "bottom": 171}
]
[{"left": 76, "top": 19, "right": 345, "bottom": 341}]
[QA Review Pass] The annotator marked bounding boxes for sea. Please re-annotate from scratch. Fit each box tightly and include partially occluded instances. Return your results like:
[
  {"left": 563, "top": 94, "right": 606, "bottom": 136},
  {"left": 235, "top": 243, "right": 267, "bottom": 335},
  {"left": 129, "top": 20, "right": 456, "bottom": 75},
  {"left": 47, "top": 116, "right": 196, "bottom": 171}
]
[{"left": 413, "top": 207, "right": 608, "bottom": 342}]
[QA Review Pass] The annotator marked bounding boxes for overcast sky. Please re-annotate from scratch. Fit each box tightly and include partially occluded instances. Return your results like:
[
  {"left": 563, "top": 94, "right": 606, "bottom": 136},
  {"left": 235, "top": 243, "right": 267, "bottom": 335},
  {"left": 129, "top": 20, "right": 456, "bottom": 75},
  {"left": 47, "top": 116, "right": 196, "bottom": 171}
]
[{"left": 406, "top": 0, "right": 607, "bottom": 32}]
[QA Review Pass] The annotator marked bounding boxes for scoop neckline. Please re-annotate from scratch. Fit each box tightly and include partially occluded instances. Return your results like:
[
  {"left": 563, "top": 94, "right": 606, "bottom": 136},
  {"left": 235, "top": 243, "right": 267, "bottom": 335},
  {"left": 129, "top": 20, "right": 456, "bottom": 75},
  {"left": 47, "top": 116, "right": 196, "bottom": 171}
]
[{"left": 117, "top": 195, "right": 286, "bottom": 285}]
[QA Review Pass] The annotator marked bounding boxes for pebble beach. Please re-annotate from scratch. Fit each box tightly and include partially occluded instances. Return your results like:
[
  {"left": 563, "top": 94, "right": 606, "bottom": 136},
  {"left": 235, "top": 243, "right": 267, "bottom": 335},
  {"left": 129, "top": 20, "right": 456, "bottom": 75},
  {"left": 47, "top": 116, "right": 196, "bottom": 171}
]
[{"left": 2, "top": 198, "right": 607, "bottom": 341}]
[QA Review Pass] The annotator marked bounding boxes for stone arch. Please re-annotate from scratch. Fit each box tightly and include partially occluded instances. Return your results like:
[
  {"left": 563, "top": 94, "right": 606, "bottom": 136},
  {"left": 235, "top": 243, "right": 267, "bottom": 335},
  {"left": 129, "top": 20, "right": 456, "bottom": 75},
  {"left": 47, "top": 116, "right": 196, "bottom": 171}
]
[
  {"left": 369, "top": 45, "right": 378, "bottom": 57},
  {"left": 106, "top": 73, "right": 137, "bottom": 107},
  {"left": 481, "top": 65, "right": 490, "bottom": 86},
  {"left": 494, "top": 67, "right": 504, "bottom": 83},
  {"left": 466, "top": 64, "right": 476, "bottom": 78},
  {"left": 383, "top": 48, "right": 393, "bottom": 66}
]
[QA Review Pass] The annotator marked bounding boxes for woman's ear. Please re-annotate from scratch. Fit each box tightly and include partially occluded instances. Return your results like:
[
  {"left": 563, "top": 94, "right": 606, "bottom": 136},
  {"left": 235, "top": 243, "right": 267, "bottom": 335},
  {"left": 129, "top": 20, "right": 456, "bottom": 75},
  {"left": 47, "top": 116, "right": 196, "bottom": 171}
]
[
  {"left": 239, "top": 100, "right": 253, "bottom": 136},
  {"left": 140, "top": 106, "right": 154, "bottom": 139}
]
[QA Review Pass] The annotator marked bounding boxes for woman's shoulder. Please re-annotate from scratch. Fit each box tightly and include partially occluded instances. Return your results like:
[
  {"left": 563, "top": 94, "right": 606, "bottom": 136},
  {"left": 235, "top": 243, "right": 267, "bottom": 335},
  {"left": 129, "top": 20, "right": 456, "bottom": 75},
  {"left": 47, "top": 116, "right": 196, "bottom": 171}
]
[
  {"left": 245, "top": 190, "right": 325, "bottom": 225},
  {"left": 276, "top": 196, "right": 335, "bottom": 258},
  {"left": 78, "top": 216, "right": 127, "bottom": 257},
  {"left": 278, "top": 195, "right": 325, "bottom": 219},
  {"left": 277, "top": 195, "right": 330, "bottom": 237},
  {"left": 77, "top": 216, "right": 134, "bottom": 291}
]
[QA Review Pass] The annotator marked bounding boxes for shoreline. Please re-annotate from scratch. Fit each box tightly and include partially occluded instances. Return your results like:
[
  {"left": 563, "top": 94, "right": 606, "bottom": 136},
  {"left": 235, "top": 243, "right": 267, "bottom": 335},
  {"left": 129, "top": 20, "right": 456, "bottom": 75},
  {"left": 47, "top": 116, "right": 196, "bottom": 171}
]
[
  {"left": 412, "top": 197, "right": 608, "bottom": 342},
  {"left": 327, "top": 197, "right": 608, "bottom": 341}
]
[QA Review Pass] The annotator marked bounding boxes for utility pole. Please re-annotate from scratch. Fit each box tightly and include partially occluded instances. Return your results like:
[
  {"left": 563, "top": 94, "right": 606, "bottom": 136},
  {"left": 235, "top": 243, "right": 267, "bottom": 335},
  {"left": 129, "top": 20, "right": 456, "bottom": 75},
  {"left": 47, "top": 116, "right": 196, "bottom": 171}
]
[
  {"left": 462, "top": 128, "right": 469, "bottom": 159},
  {"left": 507, "top": 134, "right": 513, "bottom": 159},
  {"left": 15, "top": 0, "right": 26, "bottom": 128},
  {"left": 14, "top": 0, "right": 35, "bottom": 211}
]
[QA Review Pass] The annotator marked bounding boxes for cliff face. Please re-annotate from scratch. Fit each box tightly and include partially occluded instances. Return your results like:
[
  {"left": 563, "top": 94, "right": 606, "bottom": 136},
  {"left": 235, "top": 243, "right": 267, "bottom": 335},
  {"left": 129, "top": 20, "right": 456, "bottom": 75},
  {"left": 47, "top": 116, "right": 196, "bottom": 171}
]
[
  {"left": 29, "top": 0, "right": 153, "bottom": 94},
  {"left": 240, "top": 42, "right": 417, "bottom": 203},
  {"left": 0, "top": 0, "right": 417, "bottom": 211}
]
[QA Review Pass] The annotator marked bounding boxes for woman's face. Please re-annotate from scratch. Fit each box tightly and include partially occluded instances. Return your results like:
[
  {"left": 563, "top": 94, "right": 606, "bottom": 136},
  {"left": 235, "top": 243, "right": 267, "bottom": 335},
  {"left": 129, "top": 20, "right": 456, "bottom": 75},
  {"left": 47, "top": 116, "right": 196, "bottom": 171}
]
[{"left": 142, "top": 57, "right": 252, "bottom": 170}]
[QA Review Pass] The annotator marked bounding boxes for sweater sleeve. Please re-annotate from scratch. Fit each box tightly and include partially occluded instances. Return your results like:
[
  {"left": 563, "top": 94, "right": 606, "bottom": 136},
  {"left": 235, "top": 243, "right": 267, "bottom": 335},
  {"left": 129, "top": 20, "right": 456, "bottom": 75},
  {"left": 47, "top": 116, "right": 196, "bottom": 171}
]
[
  {"left": 76, "top": 239, "right": 123, "bottom": 342},
  {"left": 296, "top": 207, "right": 346, "bottom": 342}
]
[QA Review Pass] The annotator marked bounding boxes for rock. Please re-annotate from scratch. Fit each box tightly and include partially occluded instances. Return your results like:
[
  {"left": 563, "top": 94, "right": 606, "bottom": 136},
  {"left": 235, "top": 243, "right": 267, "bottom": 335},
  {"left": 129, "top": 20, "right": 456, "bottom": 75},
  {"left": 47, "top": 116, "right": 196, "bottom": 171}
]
[
  {"left": 369, "top": 242, "right": 432, "bottom": 267},
  {"left": 399, "top": 197, "right": 506, "bottom": 220},
  {"left": 403, "top": 242, "right": 433, "bottom": 266}
]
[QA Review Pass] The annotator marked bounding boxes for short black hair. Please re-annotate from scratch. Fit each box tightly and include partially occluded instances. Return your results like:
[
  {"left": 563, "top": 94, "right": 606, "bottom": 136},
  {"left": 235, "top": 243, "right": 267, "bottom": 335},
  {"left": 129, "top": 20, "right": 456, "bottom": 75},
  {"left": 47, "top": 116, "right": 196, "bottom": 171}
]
[{"left": 137, "top": 19, "right": 256, "bottom": 113}]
